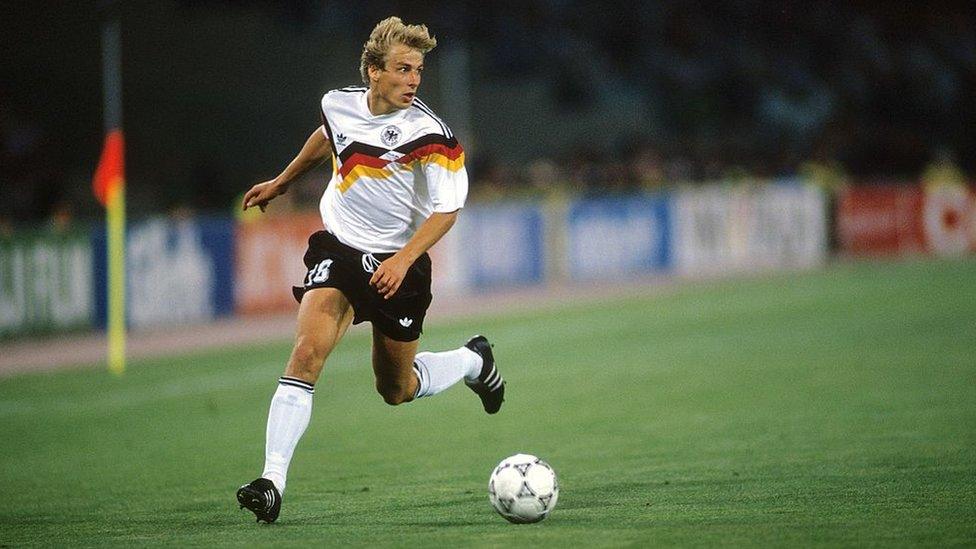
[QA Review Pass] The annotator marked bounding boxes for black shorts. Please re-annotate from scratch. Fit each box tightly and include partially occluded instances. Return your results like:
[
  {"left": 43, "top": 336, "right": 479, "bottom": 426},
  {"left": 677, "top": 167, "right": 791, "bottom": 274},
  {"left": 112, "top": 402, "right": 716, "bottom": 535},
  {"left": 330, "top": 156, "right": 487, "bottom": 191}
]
[{"left": 292, "top": 230, "right": 433, "bottom": 342}]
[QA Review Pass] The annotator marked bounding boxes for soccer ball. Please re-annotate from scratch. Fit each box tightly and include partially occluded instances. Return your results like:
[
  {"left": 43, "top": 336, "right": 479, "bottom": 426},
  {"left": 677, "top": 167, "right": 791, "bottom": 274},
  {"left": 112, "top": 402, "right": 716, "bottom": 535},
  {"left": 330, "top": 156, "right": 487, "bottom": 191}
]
[{"left": 488, "top": 453, "right": 559, "bottom": 524}]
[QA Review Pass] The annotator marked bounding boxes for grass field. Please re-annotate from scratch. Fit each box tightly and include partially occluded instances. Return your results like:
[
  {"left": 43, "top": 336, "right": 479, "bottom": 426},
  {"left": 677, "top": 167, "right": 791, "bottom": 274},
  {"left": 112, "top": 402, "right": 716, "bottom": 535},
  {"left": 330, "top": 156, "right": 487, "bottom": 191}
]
[{"left": 1, "top": 259, "right": 974, "bottom": 546}]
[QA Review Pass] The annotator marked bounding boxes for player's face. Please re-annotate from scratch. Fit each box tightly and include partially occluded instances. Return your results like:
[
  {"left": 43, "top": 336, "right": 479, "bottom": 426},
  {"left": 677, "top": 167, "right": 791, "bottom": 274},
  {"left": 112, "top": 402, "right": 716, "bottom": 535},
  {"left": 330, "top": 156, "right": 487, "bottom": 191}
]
[{"left": 368, "top": 44, "right": 424, "bottom": 114}]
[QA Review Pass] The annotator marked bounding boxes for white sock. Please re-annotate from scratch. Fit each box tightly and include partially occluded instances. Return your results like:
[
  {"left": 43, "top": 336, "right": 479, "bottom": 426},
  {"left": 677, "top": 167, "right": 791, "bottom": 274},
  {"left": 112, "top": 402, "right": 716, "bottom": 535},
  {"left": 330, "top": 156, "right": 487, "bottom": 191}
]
[
  {"left": 413, "top": 347, "right": 482, "bottom": 398},
  {"left": 261, "top": 377, "right": 315, "bottom": 494}
]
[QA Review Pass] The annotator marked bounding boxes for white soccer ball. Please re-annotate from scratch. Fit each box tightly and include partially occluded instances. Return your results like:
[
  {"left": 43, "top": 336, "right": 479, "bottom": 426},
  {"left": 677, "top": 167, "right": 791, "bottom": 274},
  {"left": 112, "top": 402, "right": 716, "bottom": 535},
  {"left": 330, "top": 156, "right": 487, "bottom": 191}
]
[{"left": 488, "top": 453, "right": 559, "bottom": 524}]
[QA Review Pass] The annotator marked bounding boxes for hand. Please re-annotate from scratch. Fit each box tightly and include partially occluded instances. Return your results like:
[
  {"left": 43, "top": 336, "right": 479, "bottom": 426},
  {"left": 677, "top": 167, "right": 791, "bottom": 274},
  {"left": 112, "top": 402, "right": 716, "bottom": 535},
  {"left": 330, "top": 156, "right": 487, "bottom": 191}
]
[
  {"left": 242, "top": 179, "right": 286, "bottom": 212},
  {"left": 369, "top": 253, "right": 413, "bottom": 300}
]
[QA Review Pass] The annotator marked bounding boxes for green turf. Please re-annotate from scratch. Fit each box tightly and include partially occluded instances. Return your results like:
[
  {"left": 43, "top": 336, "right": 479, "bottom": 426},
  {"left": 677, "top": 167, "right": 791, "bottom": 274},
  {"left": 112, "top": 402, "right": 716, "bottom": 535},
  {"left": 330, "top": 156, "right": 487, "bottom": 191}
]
[{"left": 1, "top": 259, "right": 975, "bottom": 547}]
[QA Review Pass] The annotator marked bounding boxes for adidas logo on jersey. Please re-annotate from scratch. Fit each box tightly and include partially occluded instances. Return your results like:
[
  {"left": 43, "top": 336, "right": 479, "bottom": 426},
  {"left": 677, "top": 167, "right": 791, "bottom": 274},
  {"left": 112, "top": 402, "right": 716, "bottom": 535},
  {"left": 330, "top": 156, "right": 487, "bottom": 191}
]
[{"left": 399, "top": 317, "right": 413, "bottom": 327}]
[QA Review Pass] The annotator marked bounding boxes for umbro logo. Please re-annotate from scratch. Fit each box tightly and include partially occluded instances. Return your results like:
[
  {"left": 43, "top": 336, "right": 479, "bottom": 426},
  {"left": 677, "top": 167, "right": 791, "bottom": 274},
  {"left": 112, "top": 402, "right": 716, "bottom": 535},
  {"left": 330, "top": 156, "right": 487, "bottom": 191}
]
[
  {"left": 335, "top": 133, "right": 348, "bottom": 145},
  {"left": 399, "top": 317, "right": 413, "bottom": 327}
]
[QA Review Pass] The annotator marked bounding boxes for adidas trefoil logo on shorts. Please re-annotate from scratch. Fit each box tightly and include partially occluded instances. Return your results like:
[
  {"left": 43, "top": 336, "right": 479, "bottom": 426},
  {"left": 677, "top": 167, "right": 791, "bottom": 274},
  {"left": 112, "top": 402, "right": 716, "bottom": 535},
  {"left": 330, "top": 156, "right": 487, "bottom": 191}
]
[{"left": 399, "top": 317, "right": 413, "bottom": 327}]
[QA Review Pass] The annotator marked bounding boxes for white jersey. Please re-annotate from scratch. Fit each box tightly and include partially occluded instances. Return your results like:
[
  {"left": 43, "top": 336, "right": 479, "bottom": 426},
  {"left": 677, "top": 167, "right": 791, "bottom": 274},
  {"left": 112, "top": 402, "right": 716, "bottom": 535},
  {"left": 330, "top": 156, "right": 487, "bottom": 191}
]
[{"left": 317, "top": 86, "right": 468, "bottom": 253}]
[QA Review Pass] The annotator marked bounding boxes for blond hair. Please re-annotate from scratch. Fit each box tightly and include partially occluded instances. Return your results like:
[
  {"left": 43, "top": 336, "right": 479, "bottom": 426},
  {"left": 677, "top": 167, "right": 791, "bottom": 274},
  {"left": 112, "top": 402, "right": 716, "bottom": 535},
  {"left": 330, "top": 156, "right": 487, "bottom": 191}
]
[{"left": 360, "top": 16, "right": 437, "bottom": 84}]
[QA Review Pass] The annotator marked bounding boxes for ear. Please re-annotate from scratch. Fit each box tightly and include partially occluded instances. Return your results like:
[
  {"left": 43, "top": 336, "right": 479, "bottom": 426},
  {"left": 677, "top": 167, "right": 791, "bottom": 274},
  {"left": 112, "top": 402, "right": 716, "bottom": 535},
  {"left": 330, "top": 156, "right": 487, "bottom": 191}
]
[{"left": 367, "top": 64, "right": 382, "bottom": 82}]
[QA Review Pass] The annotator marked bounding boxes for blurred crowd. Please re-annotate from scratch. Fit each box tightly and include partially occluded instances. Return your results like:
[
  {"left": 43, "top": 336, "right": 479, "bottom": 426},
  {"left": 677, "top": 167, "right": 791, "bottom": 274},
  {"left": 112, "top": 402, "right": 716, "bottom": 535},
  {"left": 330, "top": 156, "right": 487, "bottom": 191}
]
[
  {"left": 1, "top": 1, "right": 973, "bottom": 229},
  {"left": 463, "top": 0, "right": 974, "bottom": 199}
]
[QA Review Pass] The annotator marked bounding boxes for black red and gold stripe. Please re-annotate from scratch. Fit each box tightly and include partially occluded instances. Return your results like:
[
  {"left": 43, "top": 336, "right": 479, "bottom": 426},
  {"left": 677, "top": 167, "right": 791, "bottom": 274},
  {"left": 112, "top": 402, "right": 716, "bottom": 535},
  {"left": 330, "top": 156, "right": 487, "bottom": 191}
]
[{"left": 335, "top": 134, "right": 464, "bottom": 192}]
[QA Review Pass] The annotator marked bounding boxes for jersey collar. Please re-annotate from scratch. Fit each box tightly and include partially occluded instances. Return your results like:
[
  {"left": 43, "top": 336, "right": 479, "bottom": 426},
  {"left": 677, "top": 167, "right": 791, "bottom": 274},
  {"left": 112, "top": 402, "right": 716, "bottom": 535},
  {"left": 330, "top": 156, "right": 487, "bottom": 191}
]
[{"left": 362, "top": 89, "right": 408, "bottom": 120}]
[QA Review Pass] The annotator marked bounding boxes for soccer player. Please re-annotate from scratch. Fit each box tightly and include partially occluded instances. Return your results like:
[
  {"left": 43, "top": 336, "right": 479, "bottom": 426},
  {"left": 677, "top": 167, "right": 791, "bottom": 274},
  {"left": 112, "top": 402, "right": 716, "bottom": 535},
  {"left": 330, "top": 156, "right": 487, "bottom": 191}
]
[{"left": 235, "top": 17, "right": 505, "bottom": 524}]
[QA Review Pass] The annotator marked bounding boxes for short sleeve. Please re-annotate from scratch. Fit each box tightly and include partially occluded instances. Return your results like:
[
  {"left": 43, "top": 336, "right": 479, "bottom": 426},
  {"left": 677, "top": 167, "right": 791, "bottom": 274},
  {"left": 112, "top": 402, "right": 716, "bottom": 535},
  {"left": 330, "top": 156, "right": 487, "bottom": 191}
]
[{"left": 422, "top": 136, "right": 468, "bottom": 212}]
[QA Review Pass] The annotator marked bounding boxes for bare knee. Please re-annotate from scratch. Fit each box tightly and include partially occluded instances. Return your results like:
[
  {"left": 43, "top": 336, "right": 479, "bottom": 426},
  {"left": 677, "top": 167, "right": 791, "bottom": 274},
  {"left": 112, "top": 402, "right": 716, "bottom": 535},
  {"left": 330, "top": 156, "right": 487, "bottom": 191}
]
[
  {"left": 375, "top": 380, "right": 414, "bottom": 406},
  {"left": 285, "top": 336, "right": 326, "bottom": 382},
  {"left": 370, "top": 330, "right": 419, "bottom": 406}
]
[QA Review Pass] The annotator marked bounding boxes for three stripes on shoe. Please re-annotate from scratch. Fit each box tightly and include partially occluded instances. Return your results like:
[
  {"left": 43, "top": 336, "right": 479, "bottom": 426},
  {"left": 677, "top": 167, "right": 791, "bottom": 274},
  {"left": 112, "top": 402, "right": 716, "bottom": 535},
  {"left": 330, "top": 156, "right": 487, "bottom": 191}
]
[
  {"left": 482, "top": 364, "right": 503, "bottom": 391},
  {"left": 259, "top": 488, "right": 277, "bottom": 512}
]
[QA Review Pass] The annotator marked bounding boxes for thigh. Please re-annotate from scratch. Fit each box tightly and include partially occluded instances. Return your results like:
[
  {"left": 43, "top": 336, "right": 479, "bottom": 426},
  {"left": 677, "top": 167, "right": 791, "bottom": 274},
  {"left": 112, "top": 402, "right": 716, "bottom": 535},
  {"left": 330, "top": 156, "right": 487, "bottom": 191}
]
[
  {"left": 285, "top": 287, "right": 355, "bottom": 382},
  {"left": 371, "top": 253, "right": 433, "bottom": 342},
  {"left": 370, "top": 324, "right": 420, "bottom": 387}
]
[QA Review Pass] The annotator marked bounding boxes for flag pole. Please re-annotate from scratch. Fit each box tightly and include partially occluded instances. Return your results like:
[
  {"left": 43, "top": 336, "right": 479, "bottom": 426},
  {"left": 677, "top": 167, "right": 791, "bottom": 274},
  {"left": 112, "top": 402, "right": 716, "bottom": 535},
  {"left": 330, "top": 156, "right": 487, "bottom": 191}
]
[{"left": 100, "top": 3, "right": 126, "bottom": 375}]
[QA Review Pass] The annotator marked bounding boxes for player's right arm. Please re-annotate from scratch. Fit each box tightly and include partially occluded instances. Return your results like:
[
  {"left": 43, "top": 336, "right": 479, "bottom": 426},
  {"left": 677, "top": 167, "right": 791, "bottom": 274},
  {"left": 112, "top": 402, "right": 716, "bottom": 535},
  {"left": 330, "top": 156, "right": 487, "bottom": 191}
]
[{"left": 242, "top": 127, "right": 331, "bottom": 212}]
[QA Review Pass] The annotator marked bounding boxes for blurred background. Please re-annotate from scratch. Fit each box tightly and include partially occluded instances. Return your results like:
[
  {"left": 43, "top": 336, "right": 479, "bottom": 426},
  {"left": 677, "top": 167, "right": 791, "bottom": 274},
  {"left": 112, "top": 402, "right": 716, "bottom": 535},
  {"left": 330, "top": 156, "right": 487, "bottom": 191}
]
[
  {"left": 3, "top": 5, "right": 975, "bottom": 544},
  {"left": 1, "top": 0, "right": 975, "bottom": 340}
]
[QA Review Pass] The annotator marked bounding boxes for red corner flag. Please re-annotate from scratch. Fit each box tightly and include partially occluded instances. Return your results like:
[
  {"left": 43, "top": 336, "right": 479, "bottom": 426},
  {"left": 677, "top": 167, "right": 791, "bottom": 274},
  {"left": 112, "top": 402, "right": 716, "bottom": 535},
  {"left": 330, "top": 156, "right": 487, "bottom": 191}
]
[{"left": 93, "top": 129, "right": 125, "bottom": 206}]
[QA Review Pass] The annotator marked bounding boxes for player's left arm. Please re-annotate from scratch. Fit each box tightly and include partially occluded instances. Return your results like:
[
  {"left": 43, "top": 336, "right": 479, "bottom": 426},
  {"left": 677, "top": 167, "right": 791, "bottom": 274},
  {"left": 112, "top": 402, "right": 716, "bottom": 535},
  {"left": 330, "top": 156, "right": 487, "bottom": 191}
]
[{"left": 369, "top": 210, "right": 458, "bottom": 299}]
